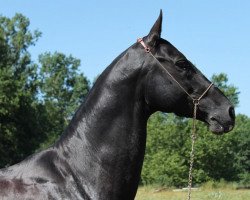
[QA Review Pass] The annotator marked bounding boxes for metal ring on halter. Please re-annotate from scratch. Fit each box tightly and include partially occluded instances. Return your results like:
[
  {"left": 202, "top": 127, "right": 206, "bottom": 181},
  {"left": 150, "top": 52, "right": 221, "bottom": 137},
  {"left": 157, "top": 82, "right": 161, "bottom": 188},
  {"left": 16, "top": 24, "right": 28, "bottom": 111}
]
[
  {"left": 145, "top": 47, "right": 150, "bottom": 53},
  {"left": 193, "top": 99, "right": 200, "bottom": 106}
]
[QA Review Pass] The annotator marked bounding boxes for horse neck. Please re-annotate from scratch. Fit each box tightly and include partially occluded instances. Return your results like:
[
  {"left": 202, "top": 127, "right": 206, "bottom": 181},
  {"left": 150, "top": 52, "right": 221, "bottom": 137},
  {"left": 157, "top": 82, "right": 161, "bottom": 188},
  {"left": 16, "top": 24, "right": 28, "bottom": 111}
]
[{"left": 55, "top": 50, "right": 150, "bottom": 190}]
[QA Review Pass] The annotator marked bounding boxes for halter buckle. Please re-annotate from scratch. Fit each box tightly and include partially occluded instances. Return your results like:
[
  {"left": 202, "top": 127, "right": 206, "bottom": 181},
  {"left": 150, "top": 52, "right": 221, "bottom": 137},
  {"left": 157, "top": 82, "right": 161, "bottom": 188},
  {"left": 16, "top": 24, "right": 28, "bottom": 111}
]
[{"left": 137, "top": 38, "right": 151, "bottom": 53}]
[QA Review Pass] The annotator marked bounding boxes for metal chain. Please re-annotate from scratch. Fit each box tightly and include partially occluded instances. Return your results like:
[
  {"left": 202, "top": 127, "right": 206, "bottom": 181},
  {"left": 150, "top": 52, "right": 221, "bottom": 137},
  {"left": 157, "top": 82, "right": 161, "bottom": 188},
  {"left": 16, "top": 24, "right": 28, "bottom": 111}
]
[{"left": 187, "top": 101, "right": 198, "bottom": 200}]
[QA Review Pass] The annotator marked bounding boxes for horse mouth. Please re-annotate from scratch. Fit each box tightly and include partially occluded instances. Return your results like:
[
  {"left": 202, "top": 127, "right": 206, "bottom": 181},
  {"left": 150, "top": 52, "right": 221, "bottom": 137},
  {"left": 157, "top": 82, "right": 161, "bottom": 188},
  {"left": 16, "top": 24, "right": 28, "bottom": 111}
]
[{"left": 206, "top": 117, "right": 234, "bottom": 135}]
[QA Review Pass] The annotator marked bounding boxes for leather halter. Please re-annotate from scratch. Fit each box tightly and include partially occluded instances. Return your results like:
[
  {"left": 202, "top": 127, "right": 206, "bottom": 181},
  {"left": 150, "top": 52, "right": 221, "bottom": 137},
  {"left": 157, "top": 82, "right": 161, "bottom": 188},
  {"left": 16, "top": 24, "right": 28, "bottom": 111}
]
[{"left": 137, "top": 38, "right": 213, "bottom": 105}]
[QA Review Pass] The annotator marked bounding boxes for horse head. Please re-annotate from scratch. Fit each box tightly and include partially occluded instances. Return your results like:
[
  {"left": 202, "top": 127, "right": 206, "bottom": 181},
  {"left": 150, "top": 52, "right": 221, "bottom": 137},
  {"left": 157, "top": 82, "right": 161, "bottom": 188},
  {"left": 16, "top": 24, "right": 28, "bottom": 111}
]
[{"left": 139, "top": 11, "right": 235, "bottom": 134}]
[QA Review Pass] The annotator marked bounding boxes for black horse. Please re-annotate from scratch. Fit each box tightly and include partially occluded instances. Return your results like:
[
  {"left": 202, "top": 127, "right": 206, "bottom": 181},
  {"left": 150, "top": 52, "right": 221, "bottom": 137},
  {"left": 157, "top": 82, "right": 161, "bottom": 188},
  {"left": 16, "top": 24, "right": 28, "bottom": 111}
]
[{"left": 0, "top": 11, "right": 235, "bottom": 200}]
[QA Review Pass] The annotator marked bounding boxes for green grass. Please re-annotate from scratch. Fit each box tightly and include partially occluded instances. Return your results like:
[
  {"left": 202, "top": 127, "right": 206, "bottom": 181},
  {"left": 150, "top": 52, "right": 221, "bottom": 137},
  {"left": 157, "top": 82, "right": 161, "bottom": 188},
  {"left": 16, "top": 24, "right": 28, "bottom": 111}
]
[{"left": 135, "top": 186, "right": 250, "bottom": 200}]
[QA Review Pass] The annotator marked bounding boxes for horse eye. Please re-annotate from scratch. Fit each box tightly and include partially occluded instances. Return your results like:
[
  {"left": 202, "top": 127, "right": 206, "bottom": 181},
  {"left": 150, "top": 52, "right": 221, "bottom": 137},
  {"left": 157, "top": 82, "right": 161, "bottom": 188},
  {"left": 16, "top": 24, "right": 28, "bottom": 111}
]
[
  {"left": 158, "top": 57, "right": 167, "bottom": 62},
  {"left": 175, "top": 60, "right": 191, "bottom": 70}
]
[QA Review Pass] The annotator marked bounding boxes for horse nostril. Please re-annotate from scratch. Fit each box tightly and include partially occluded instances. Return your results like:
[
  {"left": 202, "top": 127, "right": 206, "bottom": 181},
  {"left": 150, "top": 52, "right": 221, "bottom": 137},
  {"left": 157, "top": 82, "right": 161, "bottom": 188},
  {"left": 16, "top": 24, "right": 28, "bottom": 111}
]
[
  {"left": 209, "top": 116, "right": 216, "bottom": 121},
  {"left": 228, "top": 106, "right": 235, "bottom": 119}
]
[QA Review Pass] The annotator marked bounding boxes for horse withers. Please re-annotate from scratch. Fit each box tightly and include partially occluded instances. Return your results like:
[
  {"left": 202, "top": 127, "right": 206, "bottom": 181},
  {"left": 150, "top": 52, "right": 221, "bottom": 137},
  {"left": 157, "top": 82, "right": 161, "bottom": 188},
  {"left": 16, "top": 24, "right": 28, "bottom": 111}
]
[{"left": 0, "top": 11, "right": 235, "bottom": 200}]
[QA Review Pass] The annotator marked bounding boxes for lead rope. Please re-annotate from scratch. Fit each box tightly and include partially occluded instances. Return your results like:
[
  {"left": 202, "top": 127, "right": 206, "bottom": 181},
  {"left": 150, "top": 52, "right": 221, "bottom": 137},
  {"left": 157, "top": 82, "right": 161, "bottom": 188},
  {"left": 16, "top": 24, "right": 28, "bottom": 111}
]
[{"left": 137, "top": 38, "right": 213, "bottom": 200}]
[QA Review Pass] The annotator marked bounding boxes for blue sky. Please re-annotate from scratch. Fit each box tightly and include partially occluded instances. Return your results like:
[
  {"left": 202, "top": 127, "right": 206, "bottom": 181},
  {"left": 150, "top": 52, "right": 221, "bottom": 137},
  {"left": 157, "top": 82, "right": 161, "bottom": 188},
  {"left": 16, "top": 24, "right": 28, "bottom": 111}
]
[{"left": 1, "top": 0, "right": 249, "bottom": 116}]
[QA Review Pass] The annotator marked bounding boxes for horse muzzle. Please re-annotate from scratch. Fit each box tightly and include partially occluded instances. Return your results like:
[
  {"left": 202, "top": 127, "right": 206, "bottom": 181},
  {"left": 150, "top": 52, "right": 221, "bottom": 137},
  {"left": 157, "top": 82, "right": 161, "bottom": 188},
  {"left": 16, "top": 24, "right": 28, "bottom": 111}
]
[{"left": 207, "top": 106, "right": 235, "bottom": 134}]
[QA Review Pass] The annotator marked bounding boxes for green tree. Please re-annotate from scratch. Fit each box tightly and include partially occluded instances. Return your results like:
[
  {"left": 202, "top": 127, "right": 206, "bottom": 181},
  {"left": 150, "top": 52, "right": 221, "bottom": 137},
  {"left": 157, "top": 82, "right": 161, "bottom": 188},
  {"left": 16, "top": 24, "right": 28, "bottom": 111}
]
[
  {"left": 0, "top": 13, "right": 44, "bottom": 167},
  {"left": 38, "top": 52, "right": 90, "bottom": 147},
  {"left": 212, "top": 73, "right": 239, "bottom": 107},
  {"left": 229, "top": 114, "right": 250, "bottom": 186},
  {"left": 0, "top": 14, "right": 90, "bottom": 167},
  {"left": 142, "top": 113, "right": 189, "bottom": 187}
]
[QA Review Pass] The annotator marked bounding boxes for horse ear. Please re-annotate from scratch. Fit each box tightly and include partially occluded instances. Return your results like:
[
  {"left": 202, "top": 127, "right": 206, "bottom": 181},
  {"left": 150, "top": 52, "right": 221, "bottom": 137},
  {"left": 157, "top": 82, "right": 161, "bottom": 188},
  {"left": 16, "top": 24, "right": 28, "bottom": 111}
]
[{"left": 146, "top": 10, "right": 163, "bottom": 46}]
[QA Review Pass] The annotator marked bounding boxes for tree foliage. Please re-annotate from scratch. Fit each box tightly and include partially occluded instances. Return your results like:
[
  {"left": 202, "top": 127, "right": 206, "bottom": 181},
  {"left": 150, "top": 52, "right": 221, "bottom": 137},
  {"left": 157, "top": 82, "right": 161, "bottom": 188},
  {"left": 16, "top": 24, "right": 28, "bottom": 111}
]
[
  {"left": 211, "top": 73, "right": 239, "bottom": 107},
  {"left": 38, "top": 52, "right": 89, "bottom": 147},
  {"left": 0, "top": 13, "right": 43, "bottom": 167},
  {"left": 0, "top": 14, "right": 89, "bottom": 167}
]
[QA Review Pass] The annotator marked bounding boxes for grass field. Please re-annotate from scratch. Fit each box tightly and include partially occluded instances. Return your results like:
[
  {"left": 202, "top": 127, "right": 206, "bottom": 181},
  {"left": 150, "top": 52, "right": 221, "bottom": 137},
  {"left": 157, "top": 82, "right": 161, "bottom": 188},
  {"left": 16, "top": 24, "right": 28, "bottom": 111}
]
[{"left": 135, "top": 186, "right": 250, "bottom": 200}]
